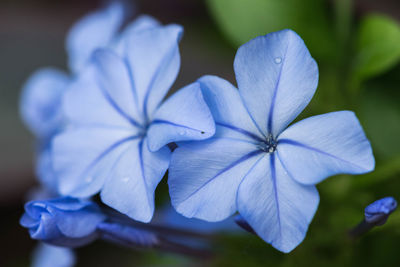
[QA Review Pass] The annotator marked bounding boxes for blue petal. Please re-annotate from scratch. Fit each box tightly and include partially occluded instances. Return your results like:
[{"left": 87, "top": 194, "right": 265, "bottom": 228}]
[
  {"left": 234, "top": 29, "right": 318, "bottom": 137},
  {"left": 101, "top": 138, "right": 170, "bottom": 222},
  {"left": 169, "top": 138, "right": 263, "bottom": 222},
  {"left": 63, "top": 66, "right": 135, "bottom": 129},
  {"left": 32, "top": 243, "right": 75, "bottom": 267},
  {"left": 92, "top": 48, "right": 144, "bottom": 126},
  {"left": 52, "top": 128, "right": 140, "bottom": 197},
  {"left": 49, "top": 204, "right": 105, "bottom": 238},
  {"left": 147, "top": 82, "right": 215, "bottom": 151},
  {"left": 36, "top": 144, "right": 59, "bottom": 193},
  {"left": 32, "top": 212, "right": 62, "bottom": 241},
  {"left": 44, "top": 197, "right": 89, "bottom": 210},
  {"left": 20, "top": 68, "right": 69, "bottom": 138},
  {"left": 198, "top": 75, "right": 264, "bottom": 143},
  {"left": 237, "top": 154, "right": 319, "bottom": 253},
  {"left": 113, "top": 15, "right": 160, "bottom": 54},
  {"left": 277, "top": 111, "right": 375, "bottom": 185},
  {"left": 123, "top": 24, "right": 183, "bottom": 120},
  {"left": 66, "top": 2, "right": 126, "bottom": 73}
]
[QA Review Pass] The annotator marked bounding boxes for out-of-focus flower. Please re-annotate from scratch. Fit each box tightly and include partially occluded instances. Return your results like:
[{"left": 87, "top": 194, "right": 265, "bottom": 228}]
[
  {"left": 20, "top": 2, "right": 129, "bottom": 141},
  {"left": 20, "top": 197, "right": 105, "bottom": 247},
  {"left": 52, "top": 20, "right": 215, "bottom": 223},
  {"left": 20, "top": 69, "right": 69, "bottom": 139},
  {"left": 32, "top": 243, "right": 76, "bottom": 267},
  {"left": 66, "top": 1, "right": 127, "bottom": 74},
  {"left": 20, "top": 2, "right": 133, "bottom": 195},
  {"left": 365, "top": 196, "right": 397, "bottom": 225},
  {"left": 168, "top": 29, "right": 375, "bottom": 253}
]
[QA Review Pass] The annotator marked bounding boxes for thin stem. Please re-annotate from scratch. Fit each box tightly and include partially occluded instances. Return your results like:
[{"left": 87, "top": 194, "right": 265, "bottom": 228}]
[
  {"left": 102, "top": 207, "right": 216, "bottom": 241},
  {"left": 348, "top": 219, "right": 373, "bottom": 239}
]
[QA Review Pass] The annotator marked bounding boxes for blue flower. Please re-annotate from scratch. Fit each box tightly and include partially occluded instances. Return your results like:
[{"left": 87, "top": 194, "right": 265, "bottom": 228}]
[
  {"left": 168, "top": 29, "right": 375, "bottom": 252},
  {"left": 52, "top": 22, "right": 215, "bottom": 223},
  {"left": 66, "top": 1, "right": 128, "bottom": 74},
  {"left": 20, "top": 197, "right": 105, "bottom": 247},
  {"left": 20, "top": 2, "right": 128, "bottom": 141},
  {"left": 365, "top": 196, "right": 397, "bottom": 225},
  {"left": 20, "top": 2, "right": 132, "bottom": 195}
]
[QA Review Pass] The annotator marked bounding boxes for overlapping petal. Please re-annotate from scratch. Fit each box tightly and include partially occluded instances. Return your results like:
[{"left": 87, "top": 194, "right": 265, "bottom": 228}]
[
  {"left": 147, "top": 82, "right": 215, "bottom": 151},
  {"left": 62, "top": 67, "right": 134, "bottom": 129},
  {"left": 101, "top": 138, "right": 170, "bottom": 222},
  {"left": 66, "top": 2, "right": 125, "bottom": 73},
  {"left": 237, "top": 153, "right": 319, "bottom": 253},
  {"left": 92, "top": 48, "right": 144, "bottom": 126},
  {"left": 169, "top": 139, "right": 263, "bottom": 222},
  {"left": 234, "top": 29, "right": 318, "bottom": 137},
  {"left": 52, "top": 127, "right": 139, "bottom": 197},
  {"left": 20, "top": 68, "right": 69, "bottom": 138},
  {"left": 124, "top": 24, "right": 183, "bottom": 119},
  {"left": 198, "top": 75, "right": 264, "bottom": 143},
  {"left": 114, "top": 15, "right": 160, "bottom": 54},
  {"left": 277, "top": 111, "right": 375, "bottom": 185}
]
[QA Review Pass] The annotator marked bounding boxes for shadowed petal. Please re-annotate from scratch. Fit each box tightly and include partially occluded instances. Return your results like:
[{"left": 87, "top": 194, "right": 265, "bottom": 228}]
[
  {"left": 147, "top": 82, "right": 215, "bottom": 151},
  {"left": 124, "top": 24, "right": 183, "bottom": 119},
  {"left": 92, "top": 49, "right": 144, "bottom": 126},
  {"left": 51, "top": 206, "right": 105, "bottom": 238},
  {"left": 20, "top": 68, "right": 69, "bottom": 138},
  {"left": 277, "top": 111, "right": 375, "bottom": 185},
  {"left": 169, "top": 138, "right": 262, "bottom": 222},
  {"left": 66, "top": 2, "right": 125, "bottom": 73},
  {"left": 63, "top": 66, "right": 135, "bottom": 129},
  {"left": 198, "top": 75, "right": 264, "bottom": 143},
  {"left": 237, "top": 153, "right": 319, "bottom": 253},
  {"left": 101, "top": 138, "right": 170, "bottom": 222},
  {"left": 234, "top": 29, "right": 318, "bottom": 137},
  {"left": 52, "top": 128, "right": 140, "bottom": 197},
  {"left": 114, "top": 15, "right": 160, "bottom": 54}
]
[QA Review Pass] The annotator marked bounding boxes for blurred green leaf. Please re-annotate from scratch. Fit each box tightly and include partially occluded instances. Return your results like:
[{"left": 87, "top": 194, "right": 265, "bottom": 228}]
[
  {"left": 352, "top": 155, "right": 400, "bottom": 188},
  {"left": 359, "top": 87, "right": 400, "bottom": 159},
  {"left": 206, "top": 0, "right": 336, "bottom": 61},
  {"left": 352, "top": 14, "right": 400, "bottom": 85}
]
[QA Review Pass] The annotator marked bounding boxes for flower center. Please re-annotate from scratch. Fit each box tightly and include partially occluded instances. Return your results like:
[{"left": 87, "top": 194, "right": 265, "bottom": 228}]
[{"left": 258, "top": 134, "right": 277, "bottom": 153}]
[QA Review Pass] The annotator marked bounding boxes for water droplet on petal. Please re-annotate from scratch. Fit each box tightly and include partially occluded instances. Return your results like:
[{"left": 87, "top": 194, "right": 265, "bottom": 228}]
[
  {"left": 122, "top": 176, "right": 130, "bottom": 183},
  {"left": 274, "top": 57, "right": 282, "bottom": 64},
  {"left": 85, "top": 176, "right": 93, "bottom": 183},
  {"left": 179, "top": 130, "right": 185, "bottom": 135}
]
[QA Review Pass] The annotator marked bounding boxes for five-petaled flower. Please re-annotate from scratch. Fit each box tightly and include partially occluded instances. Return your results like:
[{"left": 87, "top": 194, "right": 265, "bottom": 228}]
[
  {"left": 168, "top": 29, "right": 375, "bottom": 252},
  {"left": 52, "top": 18, "right": 215, "bottom": 222}
]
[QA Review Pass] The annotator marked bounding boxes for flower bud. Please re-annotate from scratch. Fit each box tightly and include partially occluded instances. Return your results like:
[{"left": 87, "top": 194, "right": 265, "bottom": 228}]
[{"left": 20, "top": 197, "right": 105, "bottom": 247}]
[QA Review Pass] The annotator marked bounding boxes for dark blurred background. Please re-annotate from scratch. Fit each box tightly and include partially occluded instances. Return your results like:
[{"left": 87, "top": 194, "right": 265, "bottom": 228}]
[{"left": 1, "top": 0, "right": 400, "bottom": 266}]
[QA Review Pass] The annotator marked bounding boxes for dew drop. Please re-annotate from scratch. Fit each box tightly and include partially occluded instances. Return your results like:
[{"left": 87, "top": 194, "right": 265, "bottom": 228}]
[
  {"left": 274, "top": 57, "right": 282, "bottom": 64},
  {"left": 122, "top": 176, "right": 130, "bottom": 183}
]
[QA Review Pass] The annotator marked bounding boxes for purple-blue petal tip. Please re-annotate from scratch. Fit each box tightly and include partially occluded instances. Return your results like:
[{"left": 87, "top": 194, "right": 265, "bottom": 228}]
[{"left": 365, "top": 197, "right": 397, "bottom": 225}]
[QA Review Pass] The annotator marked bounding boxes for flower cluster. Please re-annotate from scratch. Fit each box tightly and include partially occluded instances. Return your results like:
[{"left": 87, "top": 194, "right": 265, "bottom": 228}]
[{"left": 20, "top": 2, "right": 376, "bottom": 260}]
